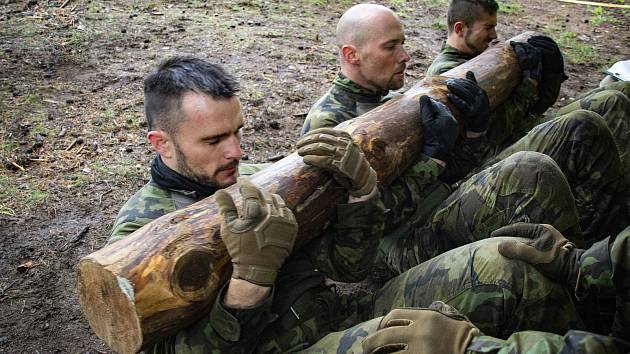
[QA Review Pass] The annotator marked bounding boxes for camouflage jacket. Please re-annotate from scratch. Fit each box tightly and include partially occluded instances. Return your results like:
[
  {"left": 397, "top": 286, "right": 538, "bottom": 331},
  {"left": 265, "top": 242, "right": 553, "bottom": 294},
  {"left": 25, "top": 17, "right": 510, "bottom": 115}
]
[
  {"left": 427, "top": 42, "right": 542, "bottom": 159},
  {"left": 109, "top": 159, "right": 388, "bottom": 353},
  {"left": 300, "top": 73, "right": 388, "bottom": 135}
]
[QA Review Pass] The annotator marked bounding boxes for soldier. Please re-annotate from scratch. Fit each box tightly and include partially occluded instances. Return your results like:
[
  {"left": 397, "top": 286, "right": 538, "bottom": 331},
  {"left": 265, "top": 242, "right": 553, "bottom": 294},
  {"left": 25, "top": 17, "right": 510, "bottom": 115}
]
[
  {"left": 427, "top": 0, "right": 630, "bottom": 156},
  {"left": 302, "top": 223, "right": 630, "bottom": 353},
  {"left": 109, "top": 56, "right": 389, "bottom": 352}
]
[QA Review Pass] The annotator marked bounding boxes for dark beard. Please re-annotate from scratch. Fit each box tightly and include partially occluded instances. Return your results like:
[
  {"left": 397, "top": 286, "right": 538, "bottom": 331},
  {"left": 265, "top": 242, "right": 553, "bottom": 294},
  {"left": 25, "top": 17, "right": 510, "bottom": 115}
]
[{"left": 173, "top": 144, "right": 220, "bottom": 187}]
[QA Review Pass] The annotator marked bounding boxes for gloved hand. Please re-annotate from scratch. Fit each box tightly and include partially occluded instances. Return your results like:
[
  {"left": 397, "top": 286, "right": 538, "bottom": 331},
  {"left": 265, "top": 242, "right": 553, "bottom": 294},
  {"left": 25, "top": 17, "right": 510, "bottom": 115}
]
[
  {"left": 492, "top": 222, "right": 584, "bottom": 290},
  {"left": 527, "top": 35, "right": 568, "bottom": 114},
  {"left": 362, "top": 301, "right": 481, "bottom": 354},
  {"left": 297, "top": 127, "right": 377, "bottom": 197},
  {"left": 446, "top": 71, "right": 491, "bottom": 133},
  {"left": 215, "top": 177, "right": 298, "bottom": 286},
  {"left": 419, "top": 95, "right": 459, "bottom": 162},
  {"left": 510, "top": 41, "right": 543, "bottom": 82}
]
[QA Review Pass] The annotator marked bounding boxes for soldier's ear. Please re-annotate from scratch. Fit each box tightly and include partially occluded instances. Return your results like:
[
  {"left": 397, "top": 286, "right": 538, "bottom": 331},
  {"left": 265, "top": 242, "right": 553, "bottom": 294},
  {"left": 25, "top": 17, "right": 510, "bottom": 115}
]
[
  {"left": 453, "top": 21, "right": 465, "bottom": 37},
  {"left": 341, "top": 44, "right": 360, "bottom": 65},
  {"left": 147, "top": 130, "right": 174, "bottom": 159}
]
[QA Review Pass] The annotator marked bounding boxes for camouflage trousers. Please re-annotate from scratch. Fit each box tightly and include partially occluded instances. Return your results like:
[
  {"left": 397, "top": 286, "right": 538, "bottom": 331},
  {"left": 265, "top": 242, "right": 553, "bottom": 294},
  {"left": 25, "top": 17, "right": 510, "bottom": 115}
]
[
  {"left": 382, "top": 150, "right": 581, "bottom": 276},
  {"left": 303, "top": 238, "right": 584, "bottom": 353},
  {"left": 556, "top": 81, "right": 630, "bottom": 156},
  {"left": 302, "top": 228, "right": 630, "bottom": 354},
  {"left": 490, "top": 109, "right": 628, "bottom": 246}
]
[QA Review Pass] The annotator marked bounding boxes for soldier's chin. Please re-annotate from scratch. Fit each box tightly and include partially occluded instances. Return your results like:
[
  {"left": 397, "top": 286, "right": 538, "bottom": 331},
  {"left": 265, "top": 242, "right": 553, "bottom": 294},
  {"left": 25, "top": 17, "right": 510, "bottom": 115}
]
[{"left": 215, "top": 169, "right": 239, "bottom": 188}]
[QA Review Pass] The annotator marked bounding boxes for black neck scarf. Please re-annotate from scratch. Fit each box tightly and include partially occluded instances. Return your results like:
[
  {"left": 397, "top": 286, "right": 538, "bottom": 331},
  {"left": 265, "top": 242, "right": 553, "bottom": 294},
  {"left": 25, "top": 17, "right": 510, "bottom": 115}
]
[{"left": 150, "top": 155, "right": 219, "bottom": 200}]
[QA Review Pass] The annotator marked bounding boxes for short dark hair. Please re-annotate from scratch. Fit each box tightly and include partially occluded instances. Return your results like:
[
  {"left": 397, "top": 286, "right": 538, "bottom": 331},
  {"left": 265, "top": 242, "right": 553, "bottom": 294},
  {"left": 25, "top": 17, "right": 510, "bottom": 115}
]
[
  {"left": 447, "top": 0, "right": 499, "bottom": 33},
  {"left": 143, "top": 56, "right": 239, "bottom": 133}
]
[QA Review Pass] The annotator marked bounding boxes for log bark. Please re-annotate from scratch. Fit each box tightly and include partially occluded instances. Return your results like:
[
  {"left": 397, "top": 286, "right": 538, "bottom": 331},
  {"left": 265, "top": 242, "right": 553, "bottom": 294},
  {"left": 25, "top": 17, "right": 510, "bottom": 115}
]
[{"left": 77, "top": 32, "right": 536, "bottom": 353}]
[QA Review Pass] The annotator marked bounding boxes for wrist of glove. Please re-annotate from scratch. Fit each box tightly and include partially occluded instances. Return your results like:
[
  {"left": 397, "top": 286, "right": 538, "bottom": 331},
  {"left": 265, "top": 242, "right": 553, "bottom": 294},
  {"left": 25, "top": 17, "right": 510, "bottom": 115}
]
[
  {"left": 215, "top": 177, "right": 298, "bottom": 286},
  {"left": 446, "top": 71, "right": 491, "bottom": 133},
  {"left": 419, "top": 95, "right": 459, "bottom": 162},
  {"left": 493, "top": 223, "right": 583, "bottom": 290},
  {"left": 362, "top": 301, "right": 480, "bottom": 354},
  {"left": 297, "top": 127, "right": 377, "bottom": 197},
  {"left": 510, "top": 41, "right": 543, "bottom": 83}
]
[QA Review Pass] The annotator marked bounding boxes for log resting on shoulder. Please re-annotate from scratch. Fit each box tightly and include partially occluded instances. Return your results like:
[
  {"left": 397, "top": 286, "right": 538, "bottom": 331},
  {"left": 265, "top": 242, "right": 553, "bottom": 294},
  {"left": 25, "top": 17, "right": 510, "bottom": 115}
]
[{"left": 77, "top": 31, "right": 537, "bottom": 353}]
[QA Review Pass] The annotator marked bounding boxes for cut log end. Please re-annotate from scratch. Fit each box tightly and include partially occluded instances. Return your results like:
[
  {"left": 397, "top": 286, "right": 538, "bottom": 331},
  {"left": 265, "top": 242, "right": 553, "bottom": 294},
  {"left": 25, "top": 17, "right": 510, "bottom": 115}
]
[{"left": 77, "top": 258, "right": 142, "bottom": 354}]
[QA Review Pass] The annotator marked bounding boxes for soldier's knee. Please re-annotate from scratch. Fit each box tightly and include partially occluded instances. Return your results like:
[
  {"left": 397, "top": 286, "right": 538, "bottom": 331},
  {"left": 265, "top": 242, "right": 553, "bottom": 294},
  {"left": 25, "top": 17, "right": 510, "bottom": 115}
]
[
  {"left": 594, "top": 89, "right": 630, "bottom": 111},
  {"left": 556, "top": 109, "right": 613, "bottom": 141},
  {"left": 502, "top": 151, "right": 557, "bottom": 171}
]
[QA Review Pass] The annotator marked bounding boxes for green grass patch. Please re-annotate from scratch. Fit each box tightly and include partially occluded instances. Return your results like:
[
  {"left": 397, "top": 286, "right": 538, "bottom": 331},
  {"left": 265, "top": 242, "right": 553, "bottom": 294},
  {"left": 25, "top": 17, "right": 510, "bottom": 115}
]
[
  {"left": 498, "top": 1, "right": 523, "bottom": 15},
  {"left": 431, "top": 19, "right": 447, "bottom": 30},
  {"left": 589, "top": 6, "right": 621, "bottom": 25},
  {"left": 555, "top": 31, "right": 602, "bottom": 65}
]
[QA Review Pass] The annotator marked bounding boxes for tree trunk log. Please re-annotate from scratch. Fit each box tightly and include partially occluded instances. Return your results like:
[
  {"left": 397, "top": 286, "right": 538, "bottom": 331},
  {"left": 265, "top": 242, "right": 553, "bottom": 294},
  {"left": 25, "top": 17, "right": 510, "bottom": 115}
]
[{"left": 78, "top": 32, "right": 536, "bottom": 353}]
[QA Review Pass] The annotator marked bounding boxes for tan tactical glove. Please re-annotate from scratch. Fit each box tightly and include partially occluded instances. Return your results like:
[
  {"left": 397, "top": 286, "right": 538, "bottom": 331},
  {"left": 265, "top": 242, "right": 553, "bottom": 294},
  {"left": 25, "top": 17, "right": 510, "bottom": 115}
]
[
  {"left": 493, "top": 222, "right": 583, "bottom": 290},
  {"left": 215, "top": 177, "right": 298, "bottom": 286},
  {"left": 361, "top": 302, "right": 480, "bottom": 354},
  {"left": 296, "top": 127, "right": 377, "bottom": 197}
]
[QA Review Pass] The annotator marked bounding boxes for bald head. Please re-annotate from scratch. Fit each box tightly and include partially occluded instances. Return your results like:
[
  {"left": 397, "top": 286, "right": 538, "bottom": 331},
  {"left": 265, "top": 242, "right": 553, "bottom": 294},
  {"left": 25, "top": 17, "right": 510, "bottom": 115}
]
[{"left": 336, "top": 4, "right": 400, "bottom": 48}]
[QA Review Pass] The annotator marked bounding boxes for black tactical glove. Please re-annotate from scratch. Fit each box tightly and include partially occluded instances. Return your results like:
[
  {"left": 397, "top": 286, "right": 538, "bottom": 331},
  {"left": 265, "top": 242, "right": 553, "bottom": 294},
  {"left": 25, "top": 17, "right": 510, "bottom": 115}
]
[
  {"left": 362, "top": 302, "right": 480, "bottom": 354},
  {"left": 492, "top": 223, "right": 583, "bottom": 290},
  {"left": 419, "top": 95, "right": 459, "bottom": 162},
  {"left": 297, "top": 127, "right": 377, "bottom": 197},
  {"left": 446, "top": 71, "right": 491, "bottom": 133},
  {"left": 510, "top": 41, "right": 543, "bottom": 82},
  {"left": 215, "top": 177, "right": 298, "bottom": 286},
  {"left": 527, "top": 35, "right": 568, "bottom": 114}
]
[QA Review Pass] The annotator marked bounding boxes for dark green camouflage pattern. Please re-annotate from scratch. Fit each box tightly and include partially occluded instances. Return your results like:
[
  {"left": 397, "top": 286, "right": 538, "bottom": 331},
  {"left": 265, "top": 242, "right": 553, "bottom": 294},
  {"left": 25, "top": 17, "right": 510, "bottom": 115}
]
[
  {"left": 489, "top": 110, "right": 629, "bottom": 246},
  {"left": 425, "top": 43, "right": 474, "bottom": 77},
  {"left": 108, "top": 163, "right": 268, "bottom": 244},
  {"left": 300, "top": 73, "right": 387, "bottom": 135},
  {"left": 556, "top": 82, "right": 630, "bottom": 156},
  {"left": 303, "top": 227, "right": 630, "bottom": 353},
  {"left": 383, "top": 151, "right": 583, "bottom": 275}
]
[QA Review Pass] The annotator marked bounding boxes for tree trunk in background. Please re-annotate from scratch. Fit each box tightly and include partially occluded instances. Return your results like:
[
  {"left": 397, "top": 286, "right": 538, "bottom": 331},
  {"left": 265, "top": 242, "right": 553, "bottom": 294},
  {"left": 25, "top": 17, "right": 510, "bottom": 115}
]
[{"left": 77, "top": 32, "right": 535, "bottom": 354}]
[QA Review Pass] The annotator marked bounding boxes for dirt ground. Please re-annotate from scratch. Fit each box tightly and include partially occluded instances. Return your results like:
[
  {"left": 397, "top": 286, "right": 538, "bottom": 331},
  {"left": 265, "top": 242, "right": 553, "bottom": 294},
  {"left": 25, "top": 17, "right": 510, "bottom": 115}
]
[{"left": 0, "top": 0, "right": 628, "bottom": 352}]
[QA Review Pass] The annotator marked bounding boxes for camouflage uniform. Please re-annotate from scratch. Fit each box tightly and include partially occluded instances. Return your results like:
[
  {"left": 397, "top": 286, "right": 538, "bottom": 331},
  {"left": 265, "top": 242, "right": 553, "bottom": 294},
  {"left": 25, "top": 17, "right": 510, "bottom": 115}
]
[
  {"left": 302, "top": 227, "right": 630, "bottom": 354},
  {"left": 109, "top": 158, "right": 389, "bottom": 353},
  {"left": 300, "top": 73, "right": 388, "bottom": 135},
  {"left": 427, "top": 43, "right": 630, "bottom": 161}
]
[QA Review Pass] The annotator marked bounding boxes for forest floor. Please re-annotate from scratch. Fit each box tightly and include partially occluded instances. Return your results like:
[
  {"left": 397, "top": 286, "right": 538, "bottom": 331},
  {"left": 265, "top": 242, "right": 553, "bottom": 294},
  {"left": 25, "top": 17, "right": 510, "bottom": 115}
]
[{"left": 0, "top": 0, "right": 628, "bottom": 352}]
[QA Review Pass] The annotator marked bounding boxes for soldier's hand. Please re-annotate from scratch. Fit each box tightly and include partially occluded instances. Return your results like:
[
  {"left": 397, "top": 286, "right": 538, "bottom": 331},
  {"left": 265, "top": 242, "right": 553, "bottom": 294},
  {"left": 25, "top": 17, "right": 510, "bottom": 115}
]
[
  {"left": 362, "top": 302, "right": 480, "bottom": 354},
  {"left": 527, "top": 35, "right": 568, "bottom": 114},
  {"left": 493, "top": 222, "right": 583, "bottom": 289},
  {"left": 419, "top": 95, "right": 459, "bottom": 163},
  {"left": 297, "top": 127, "right": 377, "bottom": 197},
  {"left": 446, "top": 71, "right": 491, "bottom": 134},
  {"left": 215, "top": 177, "right": 297, "bottom": 286},
  {"left": 510, "top": 41, "right": 543, "bottom": 82}
]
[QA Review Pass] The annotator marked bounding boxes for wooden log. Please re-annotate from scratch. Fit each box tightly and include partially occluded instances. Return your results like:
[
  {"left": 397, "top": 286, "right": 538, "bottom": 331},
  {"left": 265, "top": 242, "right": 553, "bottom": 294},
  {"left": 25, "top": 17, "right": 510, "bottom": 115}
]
[{"left": 77, "top": 31, "right": 536, "bottom": 353}]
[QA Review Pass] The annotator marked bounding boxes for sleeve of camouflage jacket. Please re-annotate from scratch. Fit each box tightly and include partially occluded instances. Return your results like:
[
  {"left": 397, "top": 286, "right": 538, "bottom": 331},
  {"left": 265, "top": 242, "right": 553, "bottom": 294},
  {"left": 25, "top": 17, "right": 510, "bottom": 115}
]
[
  {"left": 467, "top": 330, "right": 630, "bottom": 354},
  {"left": 439, "top": 136, "right": 488, "bottom": 184},
  {"left": 147, "top": 284, "right": 278, "bottom": 354},
  {"left": 306, "top": 192, "right": 388, "bottom": 283},
  {"left": 485, "top": 78, "right": 541, "bottom": 151},
  {"left": 381, "top": 155, "right": 447, "bottom": 228}
]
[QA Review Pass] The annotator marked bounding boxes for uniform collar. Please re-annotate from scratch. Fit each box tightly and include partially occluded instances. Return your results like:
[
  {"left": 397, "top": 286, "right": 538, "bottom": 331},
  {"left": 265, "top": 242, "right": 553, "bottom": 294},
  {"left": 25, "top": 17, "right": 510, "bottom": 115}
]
[{"left": 332, "top": 73, "right": 389, "bottom": 101}]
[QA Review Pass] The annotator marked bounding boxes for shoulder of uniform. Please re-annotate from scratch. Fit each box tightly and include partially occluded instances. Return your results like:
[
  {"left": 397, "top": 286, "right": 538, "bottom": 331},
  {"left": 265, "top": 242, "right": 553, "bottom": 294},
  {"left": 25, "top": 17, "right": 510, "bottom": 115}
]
[{"left": 109, "top": 181, "right": 178, "bottom": 242}]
